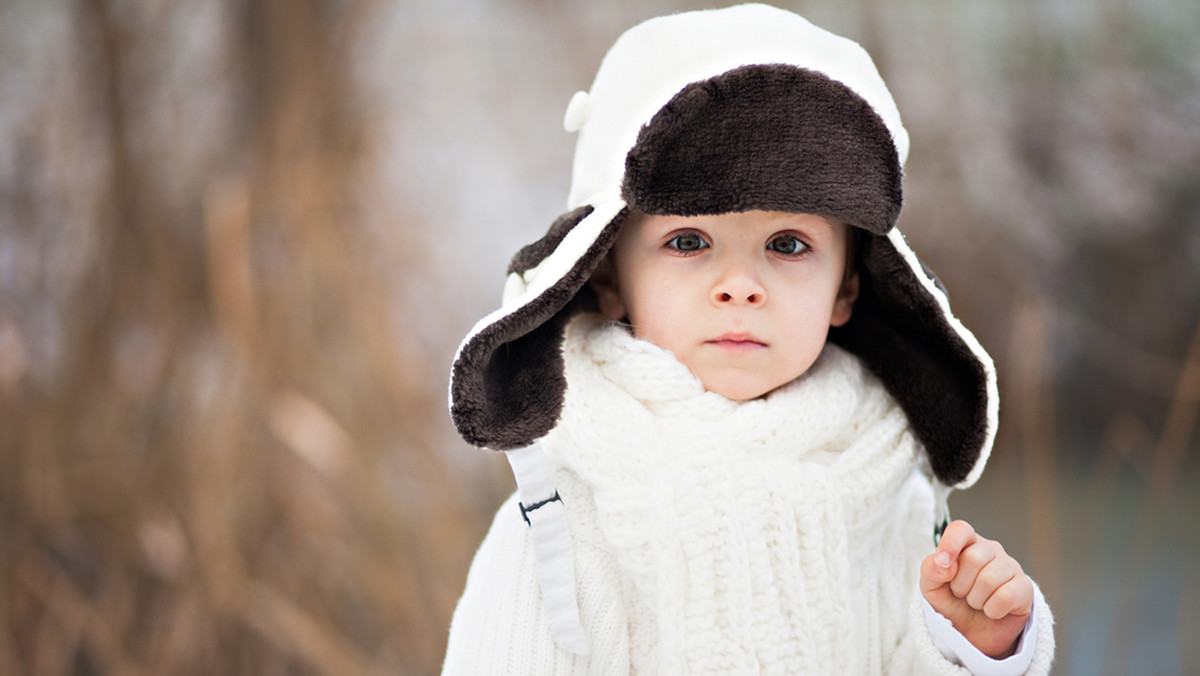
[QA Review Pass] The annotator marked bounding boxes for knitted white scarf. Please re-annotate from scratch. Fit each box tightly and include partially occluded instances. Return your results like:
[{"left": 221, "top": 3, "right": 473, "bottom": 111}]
[{"left": 541, "top": 314, "right": 925, "bottom": 674}]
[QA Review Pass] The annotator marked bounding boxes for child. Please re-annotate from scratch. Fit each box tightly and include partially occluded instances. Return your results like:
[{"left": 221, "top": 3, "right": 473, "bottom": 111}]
[{"left": 443, "top": 5, "right": 1055, "bottom": 674}]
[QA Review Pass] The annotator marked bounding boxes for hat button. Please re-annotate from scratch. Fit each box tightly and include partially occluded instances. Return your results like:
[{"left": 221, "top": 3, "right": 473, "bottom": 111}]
[{"left": 563, "top": 90, "right": 591, "bottom": 132}]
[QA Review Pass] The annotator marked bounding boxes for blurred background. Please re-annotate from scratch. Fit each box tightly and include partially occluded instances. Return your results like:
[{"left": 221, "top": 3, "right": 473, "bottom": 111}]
[{"left": 1, "top": 0, "right": 1197, "bottom": 674}]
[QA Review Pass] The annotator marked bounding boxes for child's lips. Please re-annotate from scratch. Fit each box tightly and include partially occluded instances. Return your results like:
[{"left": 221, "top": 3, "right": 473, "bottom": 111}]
[{"left": 706, "top": 333, "right": 768, "bottom": 350}]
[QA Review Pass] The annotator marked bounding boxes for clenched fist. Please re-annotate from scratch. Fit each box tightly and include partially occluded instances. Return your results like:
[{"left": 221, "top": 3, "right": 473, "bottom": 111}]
[{"left": 920, "top": 520, "right": 1034, "bottom": 658}]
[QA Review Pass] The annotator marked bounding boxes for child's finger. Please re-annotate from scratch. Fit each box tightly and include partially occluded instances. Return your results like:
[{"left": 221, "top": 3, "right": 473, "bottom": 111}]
[
  {"left": 919, "top": 550, "right": 956, "bottom": 591},
  {"left": 949, "top": 539, "right": 1001, "bottom": 599},
  {"left": 983, "top": 575, "right": 1034, "bottom": 620},
  {"left": 964, "top": 554, "right": 1019, "bottom": 611},
  {"left": 934, "top": 520, "right": 978, "bottom": 569},
  {"left": 920, "top": 520, "right": 976, "bottom": 591}
]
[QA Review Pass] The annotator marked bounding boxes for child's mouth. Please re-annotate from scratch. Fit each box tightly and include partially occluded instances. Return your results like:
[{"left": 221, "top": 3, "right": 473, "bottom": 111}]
[{"left": 707, "top": 333, "right": 767, "bottom": 350}]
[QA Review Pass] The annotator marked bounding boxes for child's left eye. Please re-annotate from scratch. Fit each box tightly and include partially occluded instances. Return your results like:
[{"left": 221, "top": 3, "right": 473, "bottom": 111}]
[
  {"left": 767, "top": 235, "right": 808, "bottom": 255},
  {"left": 667, "top": 233, "right": 709, "bottom": 252}
]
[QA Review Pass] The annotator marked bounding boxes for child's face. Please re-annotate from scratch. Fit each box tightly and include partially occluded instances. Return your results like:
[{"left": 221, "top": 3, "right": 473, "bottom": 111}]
[{"left": 592, "top": 210, "right": 858, "bottom": 401}]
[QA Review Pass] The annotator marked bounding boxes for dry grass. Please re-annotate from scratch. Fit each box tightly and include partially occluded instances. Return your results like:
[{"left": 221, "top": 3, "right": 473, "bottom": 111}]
[{"left": 0, "top": 1, "right": 487, "bottom": 673}]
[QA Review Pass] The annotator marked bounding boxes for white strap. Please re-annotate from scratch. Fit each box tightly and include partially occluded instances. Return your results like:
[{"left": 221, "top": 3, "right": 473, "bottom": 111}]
[
  {"left": 933, "top": 481, "right": 953, "bottom": 545},
  {"left": 506, "top": 445, "right": 589, "bottom": 655}
]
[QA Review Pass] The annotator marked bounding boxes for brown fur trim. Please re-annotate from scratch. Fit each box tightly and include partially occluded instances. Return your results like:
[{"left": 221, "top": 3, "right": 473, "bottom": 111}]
[
  {"left": 623, "top": 65, "right": 901, "bottom": 235},
  {"left": 450, "top": 209, "right": 627, "bottom": 449},
  {"left": 509, "top": 205, "right": 595, "bottom": 276},
  {"left": 829, "top": 234, "right": 986, "bottom": 485}
]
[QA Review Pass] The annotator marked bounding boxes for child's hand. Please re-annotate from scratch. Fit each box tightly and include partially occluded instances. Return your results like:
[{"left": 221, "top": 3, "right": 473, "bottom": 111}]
[{"left": 919, "top": 520, "right": 1033, "bottom": 659}]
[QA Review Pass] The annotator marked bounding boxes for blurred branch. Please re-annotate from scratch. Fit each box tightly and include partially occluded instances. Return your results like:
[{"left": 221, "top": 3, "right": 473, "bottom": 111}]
[
  {"left": 238, "top": 581, "right": 373, "bottom": 676},
  {"left": 15, "top": 549, "right": 151, "bottom": 676},
  {"left": 1010, "top": 297, "right": 1065, "bottom": 612},
  {"left": 1150, "top": 316, "right": 1200, "bottom": 493},
  {"left": 204, "top": 174, "right": 259, "bottom": 359}
]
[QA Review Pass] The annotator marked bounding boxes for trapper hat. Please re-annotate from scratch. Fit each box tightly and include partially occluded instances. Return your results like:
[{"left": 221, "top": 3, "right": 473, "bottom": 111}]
[{"left": 449, "top": 3, "right": 997, "bottom": 491}]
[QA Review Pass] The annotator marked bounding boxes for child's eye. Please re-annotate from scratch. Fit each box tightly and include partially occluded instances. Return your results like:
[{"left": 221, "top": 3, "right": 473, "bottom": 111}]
[
  {"left": 666, "top": 233, "right": 709, "bottom": 253},
  {"left": 767, "top": 235, "right": 809, "bottom": 256}
]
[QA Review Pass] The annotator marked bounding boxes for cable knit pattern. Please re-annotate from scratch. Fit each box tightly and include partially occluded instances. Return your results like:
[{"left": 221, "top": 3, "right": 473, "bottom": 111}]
[
  {"left": 443, "top": 314, "right": 1054, "bottom": 675},
  {"left": 544, "top": 314, "right": 927, "bottom": 674}
]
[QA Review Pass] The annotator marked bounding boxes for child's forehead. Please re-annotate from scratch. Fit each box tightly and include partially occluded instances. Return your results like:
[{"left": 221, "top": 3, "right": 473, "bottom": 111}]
[{"left": 626, "top": 210, "right": 846, "bottom": 236}]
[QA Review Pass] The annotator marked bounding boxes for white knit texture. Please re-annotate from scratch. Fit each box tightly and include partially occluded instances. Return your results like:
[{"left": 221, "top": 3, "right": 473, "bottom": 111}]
[{"left": 443, "top": 316, "right": 1054, "bottom": 675}]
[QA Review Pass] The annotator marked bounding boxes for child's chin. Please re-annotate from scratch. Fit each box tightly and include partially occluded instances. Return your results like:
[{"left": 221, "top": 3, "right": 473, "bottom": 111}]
[{"left": 702, "top": 378, "right": 782, "bottom": 402}]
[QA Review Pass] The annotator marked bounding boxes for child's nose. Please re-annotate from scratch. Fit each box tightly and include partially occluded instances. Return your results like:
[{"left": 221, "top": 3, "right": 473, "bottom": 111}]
[{"left": 711, "top": 267, "right": 766, "bottom": 306}]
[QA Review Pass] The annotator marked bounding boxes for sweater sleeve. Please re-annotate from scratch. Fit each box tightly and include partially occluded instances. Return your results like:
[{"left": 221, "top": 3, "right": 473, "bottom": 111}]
[{"left": 441, "top": 493, "right": 629, "bottom": 676}]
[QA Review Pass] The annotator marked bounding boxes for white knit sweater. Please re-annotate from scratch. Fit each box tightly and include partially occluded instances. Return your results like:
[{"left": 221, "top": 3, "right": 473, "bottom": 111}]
[{"left": 443, "top": 316, "right": 1054, "bottom": 675}]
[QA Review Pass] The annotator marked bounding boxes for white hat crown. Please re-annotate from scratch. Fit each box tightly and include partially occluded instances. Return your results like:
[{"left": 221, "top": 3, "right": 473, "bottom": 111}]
[{"left": 565, "top": 4, "right": 909, "bottom": 210}]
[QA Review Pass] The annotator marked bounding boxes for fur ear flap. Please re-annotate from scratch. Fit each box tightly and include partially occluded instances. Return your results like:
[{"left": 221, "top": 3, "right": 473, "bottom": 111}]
[
  {"left": 828, "top": 234, "right": 989, "bottom": 486},
  {"left": 450, "top": 208, "right": 627, "bottom": 450},
  {"left": 510, "top": 206, "right": 596, "bottom": 277}
]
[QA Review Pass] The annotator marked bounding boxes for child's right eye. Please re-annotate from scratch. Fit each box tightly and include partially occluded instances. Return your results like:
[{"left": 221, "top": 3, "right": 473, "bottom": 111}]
[{"left": 667, "top": 233, "right": 709, "bottom": 252}]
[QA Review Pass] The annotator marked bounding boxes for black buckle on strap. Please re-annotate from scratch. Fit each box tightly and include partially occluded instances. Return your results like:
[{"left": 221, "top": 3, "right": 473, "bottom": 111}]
[
  {"left": 933, "top": 517, "right": 950, "bottom": 546},
  {"left": 519, "top": 491, "right": 563, "bottom": 526}
]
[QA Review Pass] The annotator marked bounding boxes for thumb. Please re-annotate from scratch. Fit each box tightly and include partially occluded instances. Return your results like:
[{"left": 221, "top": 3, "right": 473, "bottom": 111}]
[
  {"left": 919, "top": 548, "right": 957, "bottom": 594},
  {"left": 920, "top": 520, "right": 976, "bottom": 595}
]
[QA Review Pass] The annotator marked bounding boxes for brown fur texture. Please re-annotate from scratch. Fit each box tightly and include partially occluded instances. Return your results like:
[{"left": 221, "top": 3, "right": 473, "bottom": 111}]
[
  {"left": 623, "top": 65, "right": 901, "bottom": 235},
  {"left": 509, "top": 205, "right": 595, "bottom": 277}
]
